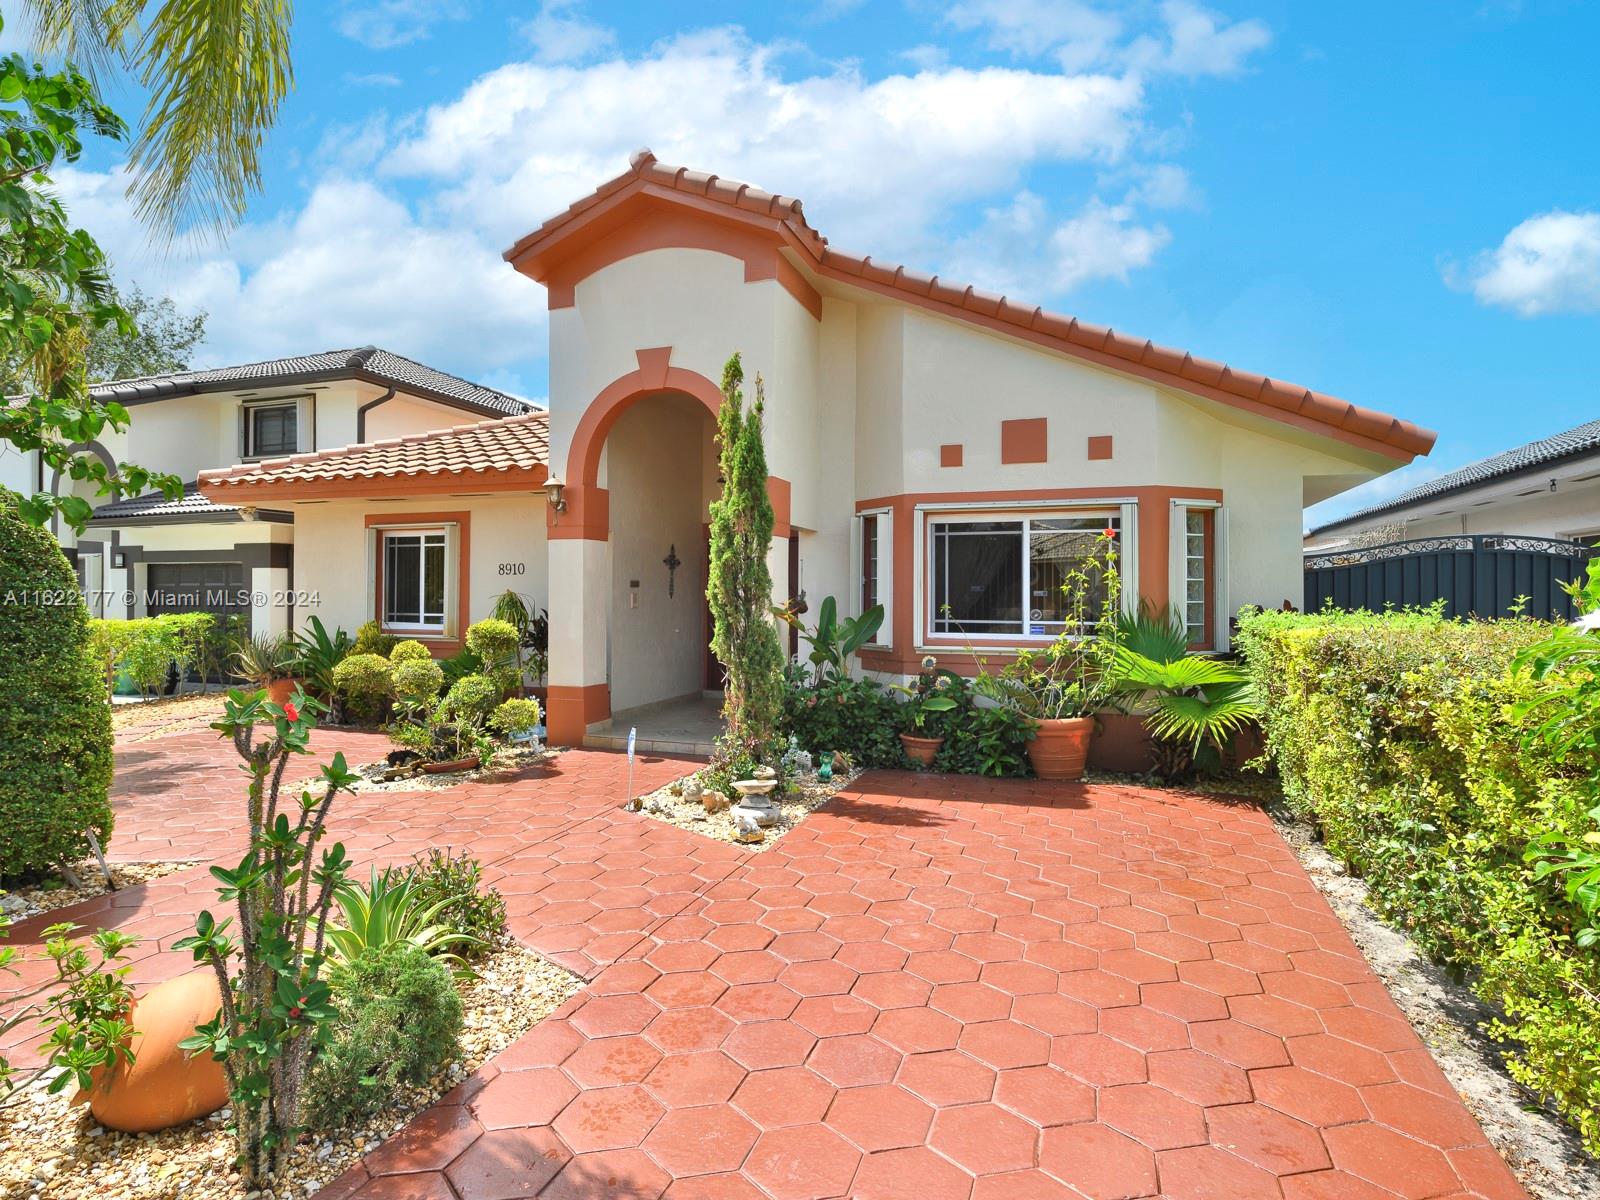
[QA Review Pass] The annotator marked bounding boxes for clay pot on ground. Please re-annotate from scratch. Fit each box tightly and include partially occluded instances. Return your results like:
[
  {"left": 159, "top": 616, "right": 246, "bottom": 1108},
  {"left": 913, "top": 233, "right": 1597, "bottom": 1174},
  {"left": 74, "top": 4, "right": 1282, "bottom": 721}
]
[
  {"left": 1027, "top": 716, "right": 1095, "bottom": 781},
  {"left": 898, "top": 733, "right": 943, "bottom": 767},
  {"left": 86, "top": 969, "right": 229, "bottom": 1133},
  {"left": 265, "top": 676, "right": 302, "bottom": 707},
  {"left": 1089, "top": 711, "right": 1156, "bottom": 774}
]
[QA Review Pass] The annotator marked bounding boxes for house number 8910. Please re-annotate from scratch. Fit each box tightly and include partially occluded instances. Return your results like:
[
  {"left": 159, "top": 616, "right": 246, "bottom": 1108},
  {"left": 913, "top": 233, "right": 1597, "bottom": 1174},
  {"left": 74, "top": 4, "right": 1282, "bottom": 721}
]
[{"left": 497, "top": 563, "right": 526, "bottom": 576}]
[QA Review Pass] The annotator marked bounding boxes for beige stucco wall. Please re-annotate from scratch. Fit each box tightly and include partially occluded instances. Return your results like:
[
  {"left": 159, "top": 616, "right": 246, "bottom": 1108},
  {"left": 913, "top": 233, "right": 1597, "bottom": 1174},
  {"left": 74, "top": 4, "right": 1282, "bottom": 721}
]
[{"left": 287, "top": 493, "right": 547, "bottom": 642}]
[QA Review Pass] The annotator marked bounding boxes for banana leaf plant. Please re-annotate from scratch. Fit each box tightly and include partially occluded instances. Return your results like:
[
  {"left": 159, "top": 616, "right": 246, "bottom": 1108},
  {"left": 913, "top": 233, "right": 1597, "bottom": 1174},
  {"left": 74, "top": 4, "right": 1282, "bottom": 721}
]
[{"left": 775, "top": 596, "right": 884, "bottom": 684}]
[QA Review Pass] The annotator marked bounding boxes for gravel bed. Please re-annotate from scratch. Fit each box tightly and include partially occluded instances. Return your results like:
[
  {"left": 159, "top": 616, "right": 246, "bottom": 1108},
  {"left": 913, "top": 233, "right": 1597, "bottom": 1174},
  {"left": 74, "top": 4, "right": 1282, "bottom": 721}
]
[
  {"left": 112, "top": 694, "right": 228, "bottom": 742},
  {"left": 1268, "top": 797, "right": 1600, "bottom": 1199},
  {"left": 343, "top": 746, "right": 561, "bottom": 794},
  {"left": 635, "top": 769, "right": 860, "bottom": 850},
  {"left": 0, "top": 942, "right": 580, "bottom": 1200},
  {"left": 1, "top": 862, "right": 194, "bottom": 922}
]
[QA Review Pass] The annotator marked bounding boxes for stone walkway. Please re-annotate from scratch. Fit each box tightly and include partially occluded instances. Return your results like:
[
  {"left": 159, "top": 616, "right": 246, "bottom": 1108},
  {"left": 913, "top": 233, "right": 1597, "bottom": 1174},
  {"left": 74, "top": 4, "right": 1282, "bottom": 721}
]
[{"left": 0, "top": 728, "right": 1528, "bottom": 1200}]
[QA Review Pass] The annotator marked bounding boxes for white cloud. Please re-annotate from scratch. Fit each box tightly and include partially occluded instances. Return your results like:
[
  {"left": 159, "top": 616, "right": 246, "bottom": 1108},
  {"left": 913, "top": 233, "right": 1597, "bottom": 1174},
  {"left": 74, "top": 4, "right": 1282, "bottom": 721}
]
[
  {"left": 943, "top": 0, "right": 1270, "bottom": 78},
  {"left": 383, "top": 29, "right": 1146, "bottom": 263},
  {"left": 519, "top": 0, "right": 616, "bottom": 65},
  {"left": 345, "top": 72, "right": 403, "bottom": 88},
  {"left": 52, "top": 167, "right": 545, "bottom": 374},
  {"left": 941, "top": 191, "right": 1170, "bottom": 298},
  {"left": 337, "top": 0, "right": 467, "bottom": 50},
  {"left": 1457, "top": 210, "right": 1600, "bottom": 317}
]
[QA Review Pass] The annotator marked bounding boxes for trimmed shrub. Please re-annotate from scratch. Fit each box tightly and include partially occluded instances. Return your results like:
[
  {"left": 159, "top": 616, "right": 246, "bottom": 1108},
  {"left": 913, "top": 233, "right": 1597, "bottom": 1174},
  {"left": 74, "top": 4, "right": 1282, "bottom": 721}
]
[
  {"left": 392, "top": 656, "right": 445, "bottom": 706},
  {"left": 88, "top": 612, "right": 213, "bottom": 697},
  {"left": 1235, "top": 606, "right": 1600, "bottom": 1151},
  {"left": 0, "top": 507, "right": 114, "bottom": 876},
  {"left": 301, "top": 943, "right": 462, "bottom": 1128},
  {"left": 331, "top": 652, "right": 393, "bottom": 721},
  {"left": 390, "top": 640, "right": 433, "bottom": 664},
  {"left": 490, "top": 697, "right": 542, "bottom": 738},
  {"left": 408, "top": 848, "right": 507, "bottom": 955},
  {"left": 352, "top": 620, "right": 397, "bottom": 658},
  {"left": 779, "top": 669, "right": 905, "bottom": 770},
  {"left": 443, "top": 673, "right": 499, "bottom": 723},
  {"left": 464, "top": 618, "right": 518, "bottom": 664}
]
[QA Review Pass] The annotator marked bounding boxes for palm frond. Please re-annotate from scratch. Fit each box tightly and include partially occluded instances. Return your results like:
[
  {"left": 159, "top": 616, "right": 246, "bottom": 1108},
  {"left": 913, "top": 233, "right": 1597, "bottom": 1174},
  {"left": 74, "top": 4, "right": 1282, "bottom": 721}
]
[
  {"left": 1113, "top": 601, "right": 1189, "bottom": 664},
  {"left": 19, "top": 0, "right": 141, "bottom": 80},
  {"left": 1112, "top": 647, "right": 1250, "bottom": 692},
  {"left": 1146, "top": 683, "right": 1259, "bottom": 747}
]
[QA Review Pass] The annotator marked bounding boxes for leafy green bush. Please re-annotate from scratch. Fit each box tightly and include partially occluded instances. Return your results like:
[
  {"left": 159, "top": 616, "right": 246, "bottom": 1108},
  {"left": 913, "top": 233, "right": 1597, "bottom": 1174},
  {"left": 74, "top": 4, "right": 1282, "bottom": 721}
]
[
  {"left": 1236, "top": 605, "right": 1600, "bottom": 1151},
  {"left": 490, "top": 697, "right": 542, "bottom": 738},
  {"left": 392, "top": 656, "right": 445, "bottom": 707},
  {"left": 443, "top": 673, "right": 499, "bottom": 723},
  {"left": 330, "top": 652, "right": 393, "bottom": 722},
  {"left": 390, "top": 639, "right": 433, "bottom": 664},
  {"left": 779, "top": 667, "right": 905, "bottom": 769},
  {"left": 301, "top": 944, "right": 462, "bottom": 1129},
  {"left": 408, "top": 849, "right": 507, "bottom": 955},
  {"left": 352, "top": 620, "right": 398, "bottom": 658},
  {"left": 0, "top": 508, "right": 115, "bottom": 876},
  {"left": 88, "top": 612, "right": 212, "bottom": 697}
]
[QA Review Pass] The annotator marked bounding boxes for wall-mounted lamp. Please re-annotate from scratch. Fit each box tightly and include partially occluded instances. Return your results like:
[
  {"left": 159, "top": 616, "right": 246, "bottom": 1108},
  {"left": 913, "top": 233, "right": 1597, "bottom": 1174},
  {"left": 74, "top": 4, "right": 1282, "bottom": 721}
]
[
  {"left": 544, "top": 478, "right": 567, "bottom": 513},
  {"left": 238, "top": 505, "right": 260, "bottom": 523}
]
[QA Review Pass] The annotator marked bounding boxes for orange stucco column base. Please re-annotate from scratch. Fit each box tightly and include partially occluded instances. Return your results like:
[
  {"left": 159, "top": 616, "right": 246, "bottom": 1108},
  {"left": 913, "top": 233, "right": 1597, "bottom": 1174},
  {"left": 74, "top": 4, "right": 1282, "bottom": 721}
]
[{"left": 545, "top": 683, "right": 610, "bottom": 748}]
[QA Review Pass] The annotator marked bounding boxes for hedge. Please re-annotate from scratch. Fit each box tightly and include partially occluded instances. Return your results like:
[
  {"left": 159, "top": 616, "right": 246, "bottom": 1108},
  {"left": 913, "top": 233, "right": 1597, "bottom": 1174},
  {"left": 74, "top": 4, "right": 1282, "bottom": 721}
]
[
  {"left": 88, "top": 612, "right": 214, "bottom": 696},
  {"left": 1235, "top": 606, "right": 1600, "bottom": 1151},
  {"left": 0, "top": 506, "right": 115, "bottom": 876}
]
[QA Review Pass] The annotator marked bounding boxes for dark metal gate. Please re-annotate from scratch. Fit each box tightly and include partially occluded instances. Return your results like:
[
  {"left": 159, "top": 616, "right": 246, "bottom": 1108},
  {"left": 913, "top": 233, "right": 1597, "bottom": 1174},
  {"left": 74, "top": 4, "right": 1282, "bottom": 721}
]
[{"left": 1304, "top": 534, "right": 1597, "bottom": 621}]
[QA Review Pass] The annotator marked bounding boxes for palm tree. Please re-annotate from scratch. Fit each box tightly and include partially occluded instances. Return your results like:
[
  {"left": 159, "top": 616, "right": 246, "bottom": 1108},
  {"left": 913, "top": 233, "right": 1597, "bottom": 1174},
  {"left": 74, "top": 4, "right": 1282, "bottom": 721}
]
[{"left": 20, "top": 0, "right": 294, "bottom": 239}]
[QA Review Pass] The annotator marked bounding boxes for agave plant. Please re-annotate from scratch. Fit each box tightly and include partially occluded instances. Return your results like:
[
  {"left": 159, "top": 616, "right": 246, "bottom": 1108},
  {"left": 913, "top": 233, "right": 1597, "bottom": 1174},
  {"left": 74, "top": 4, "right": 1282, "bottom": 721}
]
[{"left": 325, "top": 867, "right": 484, "bottom": 969}]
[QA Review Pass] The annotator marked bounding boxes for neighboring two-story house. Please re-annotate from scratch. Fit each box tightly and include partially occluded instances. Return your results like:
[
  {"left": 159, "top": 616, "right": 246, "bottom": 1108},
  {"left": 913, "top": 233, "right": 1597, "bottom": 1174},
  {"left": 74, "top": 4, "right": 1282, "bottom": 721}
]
[
  {"left": 199, "top": 151, "right": 1436, "bottom": 746},
  {"left": 0, "top": 348, "right": 529, "bottom": 634}
]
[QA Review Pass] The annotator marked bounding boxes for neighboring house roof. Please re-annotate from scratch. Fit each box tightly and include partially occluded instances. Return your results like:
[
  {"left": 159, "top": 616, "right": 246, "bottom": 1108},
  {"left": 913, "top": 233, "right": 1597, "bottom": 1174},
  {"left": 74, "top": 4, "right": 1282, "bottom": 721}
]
[
  {"left": 505, "top": 150, "right": 1436, "bottom": 463},
  {"left": 198, "top": 411, "right": 550, "bottom": 503},
  {"left": 1309, "top": 416, "right": 1600, "bottom": 536},
  {"left": 91, "top": 347, "right": 531, "bottom": 419},
  {"left": 86, "top": 481, "right": 289, "bottom": 526}
]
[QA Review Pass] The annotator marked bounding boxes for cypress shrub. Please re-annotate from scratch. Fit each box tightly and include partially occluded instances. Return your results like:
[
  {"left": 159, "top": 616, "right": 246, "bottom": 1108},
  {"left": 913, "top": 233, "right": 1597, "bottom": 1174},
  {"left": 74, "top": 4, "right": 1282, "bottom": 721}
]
[{"left": 0, "top": 505, "right": 114, "bottom": 876}]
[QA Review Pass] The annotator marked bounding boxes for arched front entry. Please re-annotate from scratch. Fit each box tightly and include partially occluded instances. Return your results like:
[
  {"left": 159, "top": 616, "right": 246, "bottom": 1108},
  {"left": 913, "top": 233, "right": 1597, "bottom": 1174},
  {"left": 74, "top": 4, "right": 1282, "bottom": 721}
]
[{"left": 544, "top": 348, "right": 792, "bottom": 746}]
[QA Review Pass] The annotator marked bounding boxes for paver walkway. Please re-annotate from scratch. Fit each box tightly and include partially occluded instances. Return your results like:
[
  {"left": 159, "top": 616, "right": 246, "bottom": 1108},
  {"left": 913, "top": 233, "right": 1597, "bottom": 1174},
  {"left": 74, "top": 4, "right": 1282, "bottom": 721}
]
[{"left": 0, "top": 729, "right": 1528, "bottom": 1200}]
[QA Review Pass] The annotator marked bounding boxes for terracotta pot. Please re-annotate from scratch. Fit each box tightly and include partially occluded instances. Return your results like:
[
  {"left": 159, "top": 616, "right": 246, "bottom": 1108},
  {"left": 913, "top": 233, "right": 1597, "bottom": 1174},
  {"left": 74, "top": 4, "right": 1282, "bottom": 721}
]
[
  {"left": 1088, "top": 712, "right": 1155, "bottom": 774},
  {"left": 86, "top": 969, "right": 229, "bottom": 1133},
  {"left": 1027, "top": 716, "right": 1095, "bottom": 781},
  {"left": 898, "top": 733, "right": 943, "bottom": 767},
  {"left": 265, "top": 676, "right": 302, "bottom": 707},
  {"left": 422, "top": 755, "right": 481, "bottom": 774}
]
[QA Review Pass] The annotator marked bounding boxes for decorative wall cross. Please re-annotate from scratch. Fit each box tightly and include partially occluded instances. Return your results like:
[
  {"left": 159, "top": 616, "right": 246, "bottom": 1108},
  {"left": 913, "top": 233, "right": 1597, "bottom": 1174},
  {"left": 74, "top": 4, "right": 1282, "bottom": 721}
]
[{"left": 663, "top": 543, "right": 682, "bottom": 597}]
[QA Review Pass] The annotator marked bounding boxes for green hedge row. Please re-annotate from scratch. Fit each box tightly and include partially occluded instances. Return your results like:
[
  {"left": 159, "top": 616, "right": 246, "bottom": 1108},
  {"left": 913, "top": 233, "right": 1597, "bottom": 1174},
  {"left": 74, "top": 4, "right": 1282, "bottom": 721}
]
[{"left": 1235, "top": 606, "right": 1600, "bottom": 1151}]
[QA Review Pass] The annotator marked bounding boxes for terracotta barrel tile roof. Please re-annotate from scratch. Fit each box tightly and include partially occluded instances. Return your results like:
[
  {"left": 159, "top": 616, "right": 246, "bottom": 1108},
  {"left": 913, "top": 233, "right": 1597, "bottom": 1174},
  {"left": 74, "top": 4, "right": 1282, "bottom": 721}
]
[
  {"left": 198, "top": 411, "right": 549, "bottom": 500},
  {"left": 506, "top": 151, "right": 1435, "bottom": 462}
]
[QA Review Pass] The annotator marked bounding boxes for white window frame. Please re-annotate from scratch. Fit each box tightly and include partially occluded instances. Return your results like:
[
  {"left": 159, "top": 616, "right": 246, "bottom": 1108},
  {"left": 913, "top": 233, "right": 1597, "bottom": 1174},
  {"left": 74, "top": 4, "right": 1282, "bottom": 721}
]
[
  {"left": 916, "top": 499, "right": 1138, "bottom": 648},
  {"left": 852, "top": 508, "right": 893, "bottom": 649},
  {"left": 379, "top": 527, "right": 449, "bottom": 635},
  {"left": 1169, "top": 499, "right": 1225, "bottom": 651}
]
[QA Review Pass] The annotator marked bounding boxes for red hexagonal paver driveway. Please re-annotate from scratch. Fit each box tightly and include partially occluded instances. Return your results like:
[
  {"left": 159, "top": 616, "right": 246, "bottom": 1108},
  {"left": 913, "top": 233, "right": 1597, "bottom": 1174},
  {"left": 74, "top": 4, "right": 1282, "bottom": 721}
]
[{"left": 0, "top": 736, "right": 1529, "bottom": 1200}]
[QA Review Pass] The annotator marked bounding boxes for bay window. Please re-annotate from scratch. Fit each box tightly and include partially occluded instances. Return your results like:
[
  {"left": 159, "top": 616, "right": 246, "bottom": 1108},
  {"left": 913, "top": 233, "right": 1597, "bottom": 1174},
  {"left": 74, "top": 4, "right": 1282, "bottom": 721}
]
[
  {"left": 930, "top": 513, "right": 1121, "bottom": 638},
  {"left": 382, "top": 529, "right": 447, "bottom": 632}
]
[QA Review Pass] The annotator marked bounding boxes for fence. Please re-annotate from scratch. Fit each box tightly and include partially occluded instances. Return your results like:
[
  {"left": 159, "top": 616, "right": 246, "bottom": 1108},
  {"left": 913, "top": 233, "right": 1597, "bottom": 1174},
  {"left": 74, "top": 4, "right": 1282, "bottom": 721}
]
[{"left": 1303, "top": 534, "right": 1597, "bottom": 621}]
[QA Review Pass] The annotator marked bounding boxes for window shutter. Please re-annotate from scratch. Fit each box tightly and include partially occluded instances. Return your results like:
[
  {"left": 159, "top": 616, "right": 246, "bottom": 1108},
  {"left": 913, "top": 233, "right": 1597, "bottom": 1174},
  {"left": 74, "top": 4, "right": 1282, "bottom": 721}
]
[
  {"left": 443, "top": 523, "right": 460, "bottom": 638},
  {"left": 237, "top": 404, "right": 248, "bottom": 459},
  {"left": 296, "top": 396, "right": 314, "bottom": 452}
]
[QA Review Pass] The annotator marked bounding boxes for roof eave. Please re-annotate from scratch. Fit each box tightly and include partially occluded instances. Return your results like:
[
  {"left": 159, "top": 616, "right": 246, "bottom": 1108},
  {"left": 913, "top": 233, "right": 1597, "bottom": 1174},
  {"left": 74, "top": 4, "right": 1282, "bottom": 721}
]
[{"left": 198, "top": 465, "right": 549, "bottom": 506}]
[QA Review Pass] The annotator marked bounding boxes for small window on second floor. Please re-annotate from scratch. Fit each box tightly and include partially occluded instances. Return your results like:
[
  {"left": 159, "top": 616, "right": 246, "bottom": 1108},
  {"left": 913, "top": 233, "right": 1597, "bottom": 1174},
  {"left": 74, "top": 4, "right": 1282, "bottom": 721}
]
[{"left": 245, "top": 402, "right": 297, "bottom": 458}]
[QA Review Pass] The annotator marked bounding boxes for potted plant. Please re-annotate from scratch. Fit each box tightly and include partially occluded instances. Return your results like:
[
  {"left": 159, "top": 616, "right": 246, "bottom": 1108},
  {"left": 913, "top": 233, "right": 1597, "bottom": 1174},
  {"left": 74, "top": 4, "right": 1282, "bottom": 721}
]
[
  {"left": 893, "top": 659, "right": 959, "bottom": 767},
  {"left": 976, "top": 530, "right": 1123, "bottom": 781},
  {"left": 232, "top": 631, "right": 302, "bottom": 706}
]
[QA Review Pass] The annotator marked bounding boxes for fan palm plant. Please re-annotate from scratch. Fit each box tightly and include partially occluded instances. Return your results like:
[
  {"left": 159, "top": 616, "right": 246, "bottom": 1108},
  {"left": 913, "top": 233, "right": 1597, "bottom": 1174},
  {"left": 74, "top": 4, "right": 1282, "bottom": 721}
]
[{"left": 325, "top": 867, "right": 484, "bottom": 970}]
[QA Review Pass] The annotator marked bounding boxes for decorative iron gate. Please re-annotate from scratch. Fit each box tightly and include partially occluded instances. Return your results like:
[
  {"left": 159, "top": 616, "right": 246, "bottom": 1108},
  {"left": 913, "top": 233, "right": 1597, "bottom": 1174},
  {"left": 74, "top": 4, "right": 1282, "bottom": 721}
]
[{"left": 1304, "top": 534, "right": 1597, "bottom": 621}]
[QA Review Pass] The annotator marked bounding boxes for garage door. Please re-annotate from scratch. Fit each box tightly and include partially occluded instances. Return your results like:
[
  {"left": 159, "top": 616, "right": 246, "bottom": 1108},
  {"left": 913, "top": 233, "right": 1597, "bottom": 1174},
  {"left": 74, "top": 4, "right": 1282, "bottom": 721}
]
[{"left": 147, "top": 562, "right": 250, "bottom": 630}]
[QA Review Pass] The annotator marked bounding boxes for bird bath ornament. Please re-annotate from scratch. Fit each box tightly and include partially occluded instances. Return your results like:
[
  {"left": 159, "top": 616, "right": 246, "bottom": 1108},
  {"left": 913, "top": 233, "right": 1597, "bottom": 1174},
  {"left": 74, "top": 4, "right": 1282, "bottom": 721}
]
[{"left": 731, "top": 776, "right": 780, "bottom": 827}]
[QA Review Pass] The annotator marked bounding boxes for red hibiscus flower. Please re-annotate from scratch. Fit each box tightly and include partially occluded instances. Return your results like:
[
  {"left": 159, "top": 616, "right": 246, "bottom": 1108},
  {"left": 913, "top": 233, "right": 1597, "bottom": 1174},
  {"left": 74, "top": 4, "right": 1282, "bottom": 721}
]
[{"left": 282, "top": 700, "right": 300, "bottom": 722}]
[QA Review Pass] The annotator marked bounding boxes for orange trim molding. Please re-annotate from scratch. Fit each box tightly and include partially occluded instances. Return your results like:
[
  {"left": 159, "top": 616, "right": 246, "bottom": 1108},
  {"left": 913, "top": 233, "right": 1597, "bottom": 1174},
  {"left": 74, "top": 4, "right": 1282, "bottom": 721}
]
[
  {"left": 1087, "top": 435, "right": 1113, "bottom": 461},
  {"left": 209, "top": 467, "right": 546, "bottom": 506},
  {"left": 546, "top": 683, "right": 610, "bottom": 747},
  {"left": 1000, "top": 418, "right": 1048, "bottom": 465},
  {"left": 939, "top": 444, "right": 963, "bottom": 468},
  {"left": 767, "top": 476, "right": 792, "bottom": 540},
  {"left": 365, "top": 510, "right": 471, "bottom": 655}
]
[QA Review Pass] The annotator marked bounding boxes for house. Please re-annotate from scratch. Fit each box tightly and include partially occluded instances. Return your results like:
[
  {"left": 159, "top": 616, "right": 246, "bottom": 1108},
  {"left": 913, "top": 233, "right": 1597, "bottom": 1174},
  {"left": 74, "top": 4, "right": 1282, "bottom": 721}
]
[
  {"left": 200, "top": 150, "right": 1436, "bottom": 746},
  {"left": 1306, "top": 416, "right": 1600, "bottom": 550},
  {"left": 0, "top": 348, "right": 531, "bottom": 634}
]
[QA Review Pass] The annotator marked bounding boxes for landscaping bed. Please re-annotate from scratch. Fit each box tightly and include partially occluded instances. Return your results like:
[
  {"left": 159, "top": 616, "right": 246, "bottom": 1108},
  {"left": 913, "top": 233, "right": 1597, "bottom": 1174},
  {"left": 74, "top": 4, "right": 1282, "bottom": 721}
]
[
  {"left": 0, "top": 942, "right": 579, "bottom": 1200},
  {"left": 635, "top": 766, "right": 860, "bottom": 849},
  {"left": 346, "top": 745, "right": 559, "bottom": 794},
  {"left": 111, "top": 694, "right": 227, "bottom": 742},
  {"left": 0, "top": 861, "right": 193, "bottom": 922}
]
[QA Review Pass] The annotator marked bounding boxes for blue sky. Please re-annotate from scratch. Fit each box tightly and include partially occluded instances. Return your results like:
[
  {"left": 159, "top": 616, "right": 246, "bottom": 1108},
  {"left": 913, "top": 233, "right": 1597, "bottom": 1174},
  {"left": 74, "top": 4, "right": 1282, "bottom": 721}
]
[{"left": 15, "top": 0, "right": 1599, "bottom": 526}]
